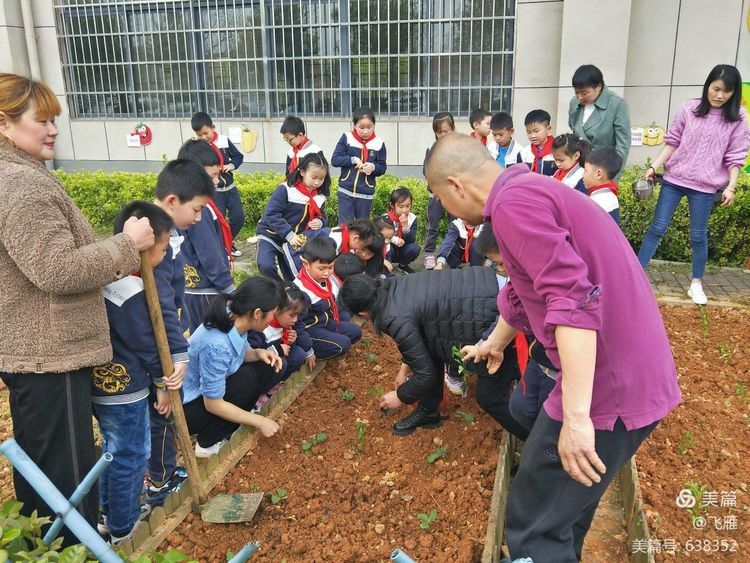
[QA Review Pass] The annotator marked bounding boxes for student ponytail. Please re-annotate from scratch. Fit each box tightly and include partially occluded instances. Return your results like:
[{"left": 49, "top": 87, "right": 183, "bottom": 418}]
[
  {"left": 203, "top": 277, "right": 283, "bottom": 333},
  {"left": 552, "top": 133, "right": 590, "bottom": 166},
  {"left": 286, "top": 153, "right": 332, "bottom": 197},
  {"left": 339, "top": 274, "right": 388, "bottom": 333}
]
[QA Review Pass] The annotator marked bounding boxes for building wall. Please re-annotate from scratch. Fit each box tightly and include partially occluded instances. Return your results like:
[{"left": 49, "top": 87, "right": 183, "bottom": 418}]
[{"left": 1, "top": 0, "right": 748, "bottom": 174}]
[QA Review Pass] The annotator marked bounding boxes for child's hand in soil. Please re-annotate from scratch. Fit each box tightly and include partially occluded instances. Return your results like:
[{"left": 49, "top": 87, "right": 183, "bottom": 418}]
[
  {"left": 257, "top": 417, "right": 280, "bottom": 438},
  {"left": 379, "top": 390, "right": 403, "bottom": 410},
  {"left": 257, "top": 349, "right": 283, "bottom": 373},
  {"left": 305, "top": 354, "right": 317, "bottom": 371},
  {"left": 460, "top": 344, "right": 479, "bottom": 363},
  {"left": 308, "top": 218, "right": 323, "bottom": 230},
  {"left": 163, "top": 361, "right": 187, "bottom": 390},
  {"left": 281, "top": 343, "right": 291, "bottom": 356},
  {"left": 154, "top": 388, "right": 172, "bottom": 417},
  {"left": 287, "top": 329, "right": 297, "bottom": 344}
]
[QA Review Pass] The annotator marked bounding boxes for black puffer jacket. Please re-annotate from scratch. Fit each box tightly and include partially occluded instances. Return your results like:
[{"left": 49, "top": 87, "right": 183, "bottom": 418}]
[{"left": 374, "top": 267, "right": 499, "bottom": 404}]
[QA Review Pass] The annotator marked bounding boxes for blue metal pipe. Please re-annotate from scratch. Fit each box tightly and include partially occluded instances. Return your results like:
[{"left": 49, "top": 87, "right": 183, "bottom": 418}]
[
  {"left": 0, "top": 439, "right": 121, "bottom": 563},
  {"left": 391, "top": 548, "right": 415, "bottom": 563},
  {"left": 227, "top": 541, "right": 261, "bottom": 562},
  {"left": 43, "top": 452, "right": 113, "bottom": 545}
]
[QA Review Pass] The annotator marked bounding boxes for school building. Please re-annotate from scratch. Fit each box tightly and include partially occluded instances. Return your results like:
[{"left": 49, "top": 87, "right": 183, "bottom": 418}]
[{"left": 1, "top": 0, "right": 748, "bottom": 175}]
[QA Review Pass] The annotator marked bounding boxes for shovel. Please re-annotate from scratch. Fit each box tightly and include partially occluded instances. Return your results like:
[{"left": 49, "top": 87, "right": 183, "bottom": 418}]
[{"left": 140, "top": 253, "right": 264, "bottom": 523}]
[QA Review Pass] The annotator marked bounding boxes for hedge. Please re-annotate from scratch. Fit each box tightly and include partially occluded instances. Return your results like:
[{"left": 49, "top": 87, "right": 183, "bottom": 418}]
[{"left": 55, "top": 166, "right": 750, "bottom": 266}]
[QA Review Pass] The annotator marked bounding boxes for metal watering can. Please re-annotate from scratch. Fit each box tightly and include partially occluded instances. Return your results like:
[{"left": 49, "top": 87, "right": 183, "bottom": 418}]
[{"left": 631, "top": 178, "right": 654, "bottom": 201}]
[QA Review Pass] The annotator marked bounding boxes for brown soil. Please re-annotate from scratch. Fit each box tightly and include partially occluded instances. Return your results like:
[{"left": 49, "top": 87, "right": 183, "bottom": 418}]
[{"left": 638, "top": 305, "right": 750, "bottom": 561}]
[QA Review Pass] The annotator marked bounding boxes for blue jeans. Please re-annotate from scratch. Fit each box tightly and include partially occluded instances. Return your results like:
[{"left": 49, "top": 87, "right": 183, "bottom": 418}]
[
  {"left": 509, "top": 360, "right": 558, "bottom": 432},
  {"left": 637, "top": 181, "right": 714, "bottom": 279},
  {"left": 94, "top": 399, "right": 150, "bottom": 537}
]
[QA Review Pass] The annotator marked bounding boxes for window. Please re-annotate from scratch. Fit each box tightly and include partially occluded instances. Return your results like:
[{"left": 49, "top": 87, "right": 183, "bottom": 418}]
[{"left": 55, "top": 0, "right": 514, "bottom": 119}]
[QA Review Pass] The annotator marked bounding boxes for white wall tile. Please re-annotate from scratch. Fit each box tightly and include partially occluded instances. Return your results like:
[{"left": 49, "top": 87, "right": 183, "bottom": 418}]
[
  {"left": 626, "top": 0, "right": 680, "bottom": 87},
  {"left": 69, "top": 121, "right": 108, "bottom": 160},
  {"left": 143, "top": 120, "right": 183, "bottom": 162},
  {"left": 105, "top": 121, "right": 146, "bottom": 161},
  {"left": 513, "top": 1, "right": 564, "bottom": 88}
]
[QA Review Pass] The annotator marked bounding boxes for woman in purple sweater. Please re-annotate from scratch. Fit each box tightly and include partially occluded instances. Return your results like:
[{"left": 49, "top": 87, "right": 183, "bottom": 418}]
[{"left": 637, "top": 65, "right": 750, "bottom": 305}]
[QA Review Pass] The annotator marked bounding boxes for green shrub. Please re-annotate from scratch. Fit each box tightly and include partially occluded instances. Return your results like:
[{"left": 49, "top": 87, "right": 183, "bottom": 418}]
[{"left": 55, "top": 166, "right": 750, "bottom": 266}]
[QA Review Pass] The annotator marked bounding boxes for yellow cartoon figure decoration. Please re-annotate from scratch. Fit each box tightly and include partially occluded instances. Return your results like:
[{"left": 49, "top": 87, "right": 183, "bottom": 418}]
[
  {"left": 184, "top": 264, "right": 200, "bottom": 289},
  {"left": 643, "top": 122, "right": 665, "bottom": 146},
  {"left": 93, "top": 362, "right": 131, "bottom": 394}
]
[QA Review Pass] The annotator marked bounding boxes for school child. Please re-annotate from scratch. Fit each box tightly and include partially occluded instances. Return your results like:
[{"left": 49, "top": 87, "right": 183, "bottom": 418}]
[
  {"left": 423, "top": 112, "right": 455, "bottom": 270},
  {"left": 434, "top": 220, "right": 485, "bottom": 270},
  {"left": 373, "top": 216, "right": 396, "bottom": 265},
  {"left": 256, "top": 153, "right": 330, "bottom": 281},
  {"left": 93, "top": 202, "right": 176, "bottom": 544},
  {"left": 177, "top": 140, "right": 236, "bottom": 333},
  {"left": 359, "top": 233, "right": 392, "bottom": 280},
  {"left": 293, "top": 237, "right": 362, "bottom": 359},
  {"left": 145, "top": 158, "right": 215, "bottom": 508},
  {"left": 191, "top": 112, "right": 245, "bottom": 256},
  {"left": 331, "top": 252, "right": 365, "bottom": 321},
  {"left": 525, "top": 109, "right": 556, "bottom": 176},
  {"left": 288, "top": 218, "right": 376, "bottom": 276},
  {"left": 490, "top": 112, "right": 530, "bottom": 167},
  {"left": 583, "top": 147, "right": 623, "bottom": 224},
  {"left": 469, "top": 108, "right": 493, "bottom": 150},
  {"left": 382, "top": 187, "right": 420, "bottom": 273},
  {"left": 551, "top": 133, "right": 589, "bottom": 193},
  {"left": 331, "top": 107, "right": 387, "bottom": 222},
  {"left": 182, "top": 277, "right": 283, "bottom": 458},
  {"left": 280, "top": 116, "right": 325, "bottom": 175}
]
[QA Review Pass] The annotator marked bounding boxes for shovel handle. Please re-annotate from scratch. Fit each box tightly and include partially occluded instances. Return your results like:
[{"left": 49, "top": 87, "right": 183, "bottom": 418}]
[{"left": 139, "top": 253, "right": 207, "bottom": 505}]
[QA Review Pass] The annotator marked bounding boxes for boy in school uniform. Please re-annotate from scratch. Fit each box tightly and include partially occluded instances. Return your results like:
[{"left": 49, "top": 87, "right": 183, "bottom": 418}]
[
  {"left": 331, "top": 252, "right": 364, "bottom": 322},
  {"left": 582, "top": 147, "right": 623, "bottom": 224},
  {"left": 525, "top": 109, "right": 556, "bottom": 176},
  {"left": 469, "top": 108, "right": 493, "bottom": 153},
  {"left": 294, "top": 237, "right": 362, "bottom": 359},
  {"left": 144, "top": 158, "right": 215, "bottom": 508},
  {"left": 491, "top": 112, "right": 530, "bottom": 168},
  {"left": 177, "top": 140, "right": 236, "bottom": 333},
  {"left": 192, "top": 112, "right": 245, "bottom": 257},
  {"left": 434, "top": 219, "right": 485, "bottom": 270},
  {"left": 93, "top": 202, "right": 177, "bottom": 544},
  {"left": 280, "top": 116, "right": 325, "bottom": 175}
]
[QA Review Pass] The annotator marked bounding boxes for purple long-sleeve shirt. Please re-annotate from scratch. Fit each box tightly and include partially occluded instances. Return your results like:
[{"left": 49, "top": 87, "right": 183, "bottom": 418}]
[{"left": 484, "top": 165, "right": 681, "bottom": 431}]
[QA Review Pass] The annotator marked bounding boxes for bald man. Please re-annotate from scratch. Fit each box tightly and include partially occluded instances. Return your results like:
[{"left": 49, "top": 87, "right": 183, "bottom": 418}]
[{"left": 426, "top": 134, "right": 680, "bottom": 563}]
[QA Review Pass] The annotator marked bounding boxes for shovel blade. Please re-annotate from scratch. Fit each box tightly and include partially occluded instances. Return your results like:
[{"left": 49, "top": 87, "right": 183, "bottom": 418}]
[{"left": 200, "top": 492, "right": 265, "bottom": 523}]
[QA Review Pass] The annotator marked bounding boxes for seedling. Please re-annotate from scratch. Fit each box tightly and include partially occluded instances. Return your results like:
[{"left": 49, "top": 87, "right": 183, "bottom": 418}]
[
  {"left": 247, "top": 483, "right": 260, "bottom": 493},
  {"left": 353, "top": 420, "right": 368, "bottom": 452},
  {"left": 717, "top": 343, "right": 734, "bottom": 364},
  {"left": 699, "top": 307, "right": 710, "bottom": 338},
  {"left": 361, "top": 335, "right": 373, "bottom": 347},
  {"left": 417, "top": 509, "right": 438, "bottom": 531},
  {"left": 340, "top": 390, "right": 356, "bottom": 403},
  {"left": 455, "top": 411, "right": 474, "bottom": 424},
  {"left": 368, "top": 384, "right": 384, "bottom": 399},
  {"left": 451, "top": 345, "right": 470, "bottom": 393},
  {"left": 301, "top": 432, "right": 327, "bottom": 454},
  {"left": 684, "top": 481, "right": 707, "bottom": 519},
  {"left": 269, "top": 488, "right": 288, "bottom": 505},
  {"left": 735, "top": 382, "right": 748, "bottom": 402},
  {"left": 677, "top": 430, "right": 694, "bottom": 456},
  {"left": 225, "top": 550, "right": 235, "bottom": 561},
  {"left": 365, "top": 352, "right": 378, "bottom": 364},
  {"left": 427, "top": 445, "right": 448, "bottom": 464}
]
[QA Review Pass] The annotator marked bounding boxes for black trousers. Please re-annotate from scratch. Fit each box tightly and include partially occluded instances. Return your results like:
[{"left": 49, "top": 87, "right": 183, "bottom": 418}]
[
  {"left": 183, "top": 361, "right": 279, "bottom": 447},
  {"left": 0, "top": 369, "right": 98, "bottom": 546},
  {"left": 506, "top": 410, "right": 658, "bottom": 562}
]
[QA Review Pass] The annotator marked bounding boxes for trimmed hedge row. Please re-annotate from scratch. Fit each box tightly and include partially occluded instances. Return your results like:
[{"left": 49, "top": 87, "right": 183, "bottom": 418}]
[{"left": 55, "top": 166, "right": 750, "bottom": 266}]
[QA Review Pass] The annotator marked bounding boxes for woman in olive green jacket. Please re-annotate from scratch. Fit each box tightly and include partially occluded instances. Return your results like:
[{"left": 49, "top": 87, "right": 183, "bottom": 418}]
[{"left": 568, "top": 64, "right": 631, "bottom": 172}]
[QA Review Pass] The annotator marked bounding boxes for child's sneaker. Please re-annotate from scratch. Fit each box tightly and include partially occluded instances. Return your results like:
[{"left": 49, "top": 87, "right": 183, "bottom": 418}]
[
  {"left": 687, "top": 282, "right": 708, "bottom": 305},
  {"left": 445, "top": 373, "right": 467, "bottom": 397},
  {"left": 195, "top": 439, "right": 228, "bottom": 459},
  {"left": 231, "top": 243, "right": 242, "bottom": 257},
  {"left": 144, "top": 467, "right": 188, "bottom": 507},
  {"left": 424, "top": 254, "right": 436, "bottom": 270},
  {"left": 101, "top": 505, "right": 150, "bottom": 540},
  {"left": 109, "top": 529, "right": 134, "bottom": 547},
  {"left": 97, "top": 513, "right": 110, "bottom": 536}
]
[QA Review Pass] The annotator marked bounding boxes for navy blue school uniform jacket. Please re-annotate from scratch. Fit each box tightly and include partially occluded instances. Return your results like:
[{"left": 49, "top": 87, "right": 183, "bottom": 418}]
[
  {"left": 285, "top": 139, "right": 325, "bottom": 175},
  {"left": 330, "top": 133, "right": 387, "bottom": 200},
  {"left": 293, "top": 278, "right": 337, "bottom": 329},
  {"left": 256, "top": 183, "right": 327, "bottom": 245},
  {"left": 382, "top": 212, "right": 418, "bottom": 248},
  {"left": 437, "top": 220, "right": 485, "bottom": 267},
  {"left": 263, "top": 320, "right": 314, "bottom": 359},
  {"left": 182, "top": 206, "right": 235, "bottom": 295},
  {"left": 93, "top": 276, "right": 185, "bottom": 404},
  {"left": 216, "top": 138, "right": 244, "bottom": 191},
  {"left": 154, "top": 228, "right": 191, "bottom": 349}
]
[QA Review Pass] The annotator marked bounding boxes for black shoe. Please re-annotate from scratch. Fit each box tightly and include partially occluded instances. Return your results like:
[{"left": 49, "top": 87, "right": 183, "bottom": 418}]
[
  {"left": 392, "top": 407, "right": 442, "bottom": 436},
  {"left": 398, "top": 264, "right": 415, "bottom": 275}
]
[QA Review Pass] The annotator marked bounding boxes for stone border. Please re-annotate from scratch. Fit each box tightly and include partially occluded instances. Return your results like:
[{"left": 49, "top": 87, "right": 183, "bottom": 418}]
[{"left": 124, "top": 360, "right": 328, "bottom": 559}]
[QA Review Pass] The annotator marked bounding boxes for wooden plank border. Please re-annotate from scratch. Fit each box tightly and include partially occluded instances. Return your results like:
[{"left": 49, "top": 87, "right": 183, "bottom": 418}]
[
  {"left": 620, "top": 455, "right": 655, "bottom": 563},
  {"left": 481, "top": 431, "right": 515, "bottom": 563}
]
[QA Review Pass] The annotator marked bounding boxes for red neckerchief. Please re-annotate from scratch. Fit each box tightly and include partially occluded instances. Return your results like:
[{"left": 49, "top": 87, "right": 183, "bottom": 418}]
[
  {"left": 352, "top": 130, "right": 376, "bottom": 162},
  {"left": 463, "top": 225, "right": 476, "bottom": 263},
  {"left": 207, "top": 199, "right": 234, "bottom": 266},
  {"left": 471, "top": 131, "right": 488, "bottom": 146},
  {"left": 209, "top": 132, "right": 225, "bottom": 168},
  {"left": 386, "top": 210, "right": 403, "bottom": 238},
  {"left": 338, "top": 224, "right": 351, "bottom": 254},
  {"left": 293, "top": 180, "right": 323, "bottom": 226},
  {"left": 298, "top": 268, "right": 339, "bottom": 323},
  {"left": 289, "top": 137, "right": 309, "bottom": 173},
  {"left": 269, "top": 317, "right": 290, "bottom": 347},
  {"left": 515, "top": 334, "right": 529, "bottom": 393},
  {"left": 588, "top": 181, "right": 619, "bottom": 197},
  {"left": 554, "top": 164, "right": 576, "bottom": 182},
  {"left": 530, "top": 136, "right": 554, "bottom": 174}
]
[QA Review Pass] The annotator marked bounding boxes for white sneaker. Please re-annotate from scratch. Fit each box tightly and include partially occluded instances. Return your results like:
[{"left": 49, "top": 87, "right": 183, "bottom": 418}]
[
  {"left": 445, "top": 374, "right": 467, "bottom": 397},
  {"left": 687, "top": 283, "right": 708, "bottom": 305},
  {"left": 109, "top": 527, "right": 134, "bottom": 546},
  {"left": 195, "top": 439, "right": 228, "bottom": 458}
]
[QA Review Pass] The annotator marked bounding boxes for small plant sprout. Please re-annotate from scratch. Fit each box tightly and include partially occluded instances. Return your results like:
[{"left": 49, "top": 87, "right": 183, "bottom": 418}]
[
  {"left": 417, "top": 509, "right": 438, "bottom": 531},
  {"left": 677, "top": 430, "right": 694, "bottom": 456},
  {"left": 735, "top": 382, "right": 749, "bottom": 402},
  {"left": 451, "top": 345, "right": 470, "bottom": 395},
  {"left": 269, "top": 488, "right": 288, "bottom": 505},
  {"left": 455, "top": 411, "right": 474, "bottom": 424},
  {"left": 340, "top": 390, "right": 355, "bottom": 403},
  {"left": 301, "top": 432, "right": 327, "bottom": 454},
  {"left": 683, "top": 481, "right": 707, "bottom": 519},
  {"left": 361, "top": 335, "right": 373, "bottom": 347},
  {"left": 699, "top": 307, "right": 710, "bottom": 338},
  {"left": 427, "top": 445, "right": 448, "bottom": 464},
  {"left": 368, "top": 384, "right": 384, "bottom": 399},
  {"left": 717, "top": 343, "right": 734, "bottom": 364},
  {"left": 353, "top": 420, "right": 368, "bottom": 452},
  {"left": 365, "top": 352, "right": 378, "bottom": 364}
]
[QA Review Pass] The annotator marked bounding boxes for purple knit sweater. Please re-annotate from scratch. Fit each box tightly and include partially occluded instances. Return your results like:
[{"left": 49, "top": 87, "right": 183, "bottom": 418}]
[{"left": 663, "top": 99, "right": 750, "bottom": 193}]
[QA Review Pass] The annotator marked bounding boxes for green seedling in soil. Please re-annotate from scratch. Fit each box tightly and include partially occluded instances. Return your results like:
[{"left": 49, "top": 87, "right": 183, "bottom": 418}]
[
  {"left": 735, "top": 382, "right": 749, "bottom": 402},
  {"left": 417, "top": 509, "right": 438, "bottom": 531},
  {"left": 247, "top": 483, "right": 260, "bottom": 493},
  {"left": 677, "top": 430, "right": 694, "bottom": 455},
  {"left": 368, "top": 384, "right": 384, "bottom": 399},
  {"left": 225, "top": 550, "right": 235, "bottom": 561},
  {"left": 699, "top": 306, "right": 710, "bottom": 338},
  {"left": 301, "top": 432, "right": 327, "bottom": 454},
  {"left": 427, "top": 445, "right": 448, "bottom": 464},
  {"left": 353, "top": 420, "right": 368, "bottom": 452},
  {"left": 365, "top": 352, "right": 378, "bottom": 364},
  {"left": 361, "top": 335, "right": 373, "bottom": 347},
  {"left": 451, "top": 345, "right": 470, "bottom": 393},
  {"left": 340, "top": 390, "right": 356, "bottom": 403},
  {"left": 269, "top": 488, "right": 288, "bottom": 505},
  {"left": 684, "top": 481, "right": 707, "bottom": 519},
  {"left": 717, "top": 343, "right": 734, "bottom": 364},
  {"left": 455, "top": 411, "right": 474, "bottom": 424}
]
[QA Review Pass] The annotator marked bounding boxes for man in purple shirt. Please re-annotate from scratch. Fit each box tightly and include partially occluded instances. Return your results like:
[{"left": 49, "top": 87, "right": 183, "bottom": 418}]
[{"left": 425, "top": 134, "right": 680, "bottom": 562}]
